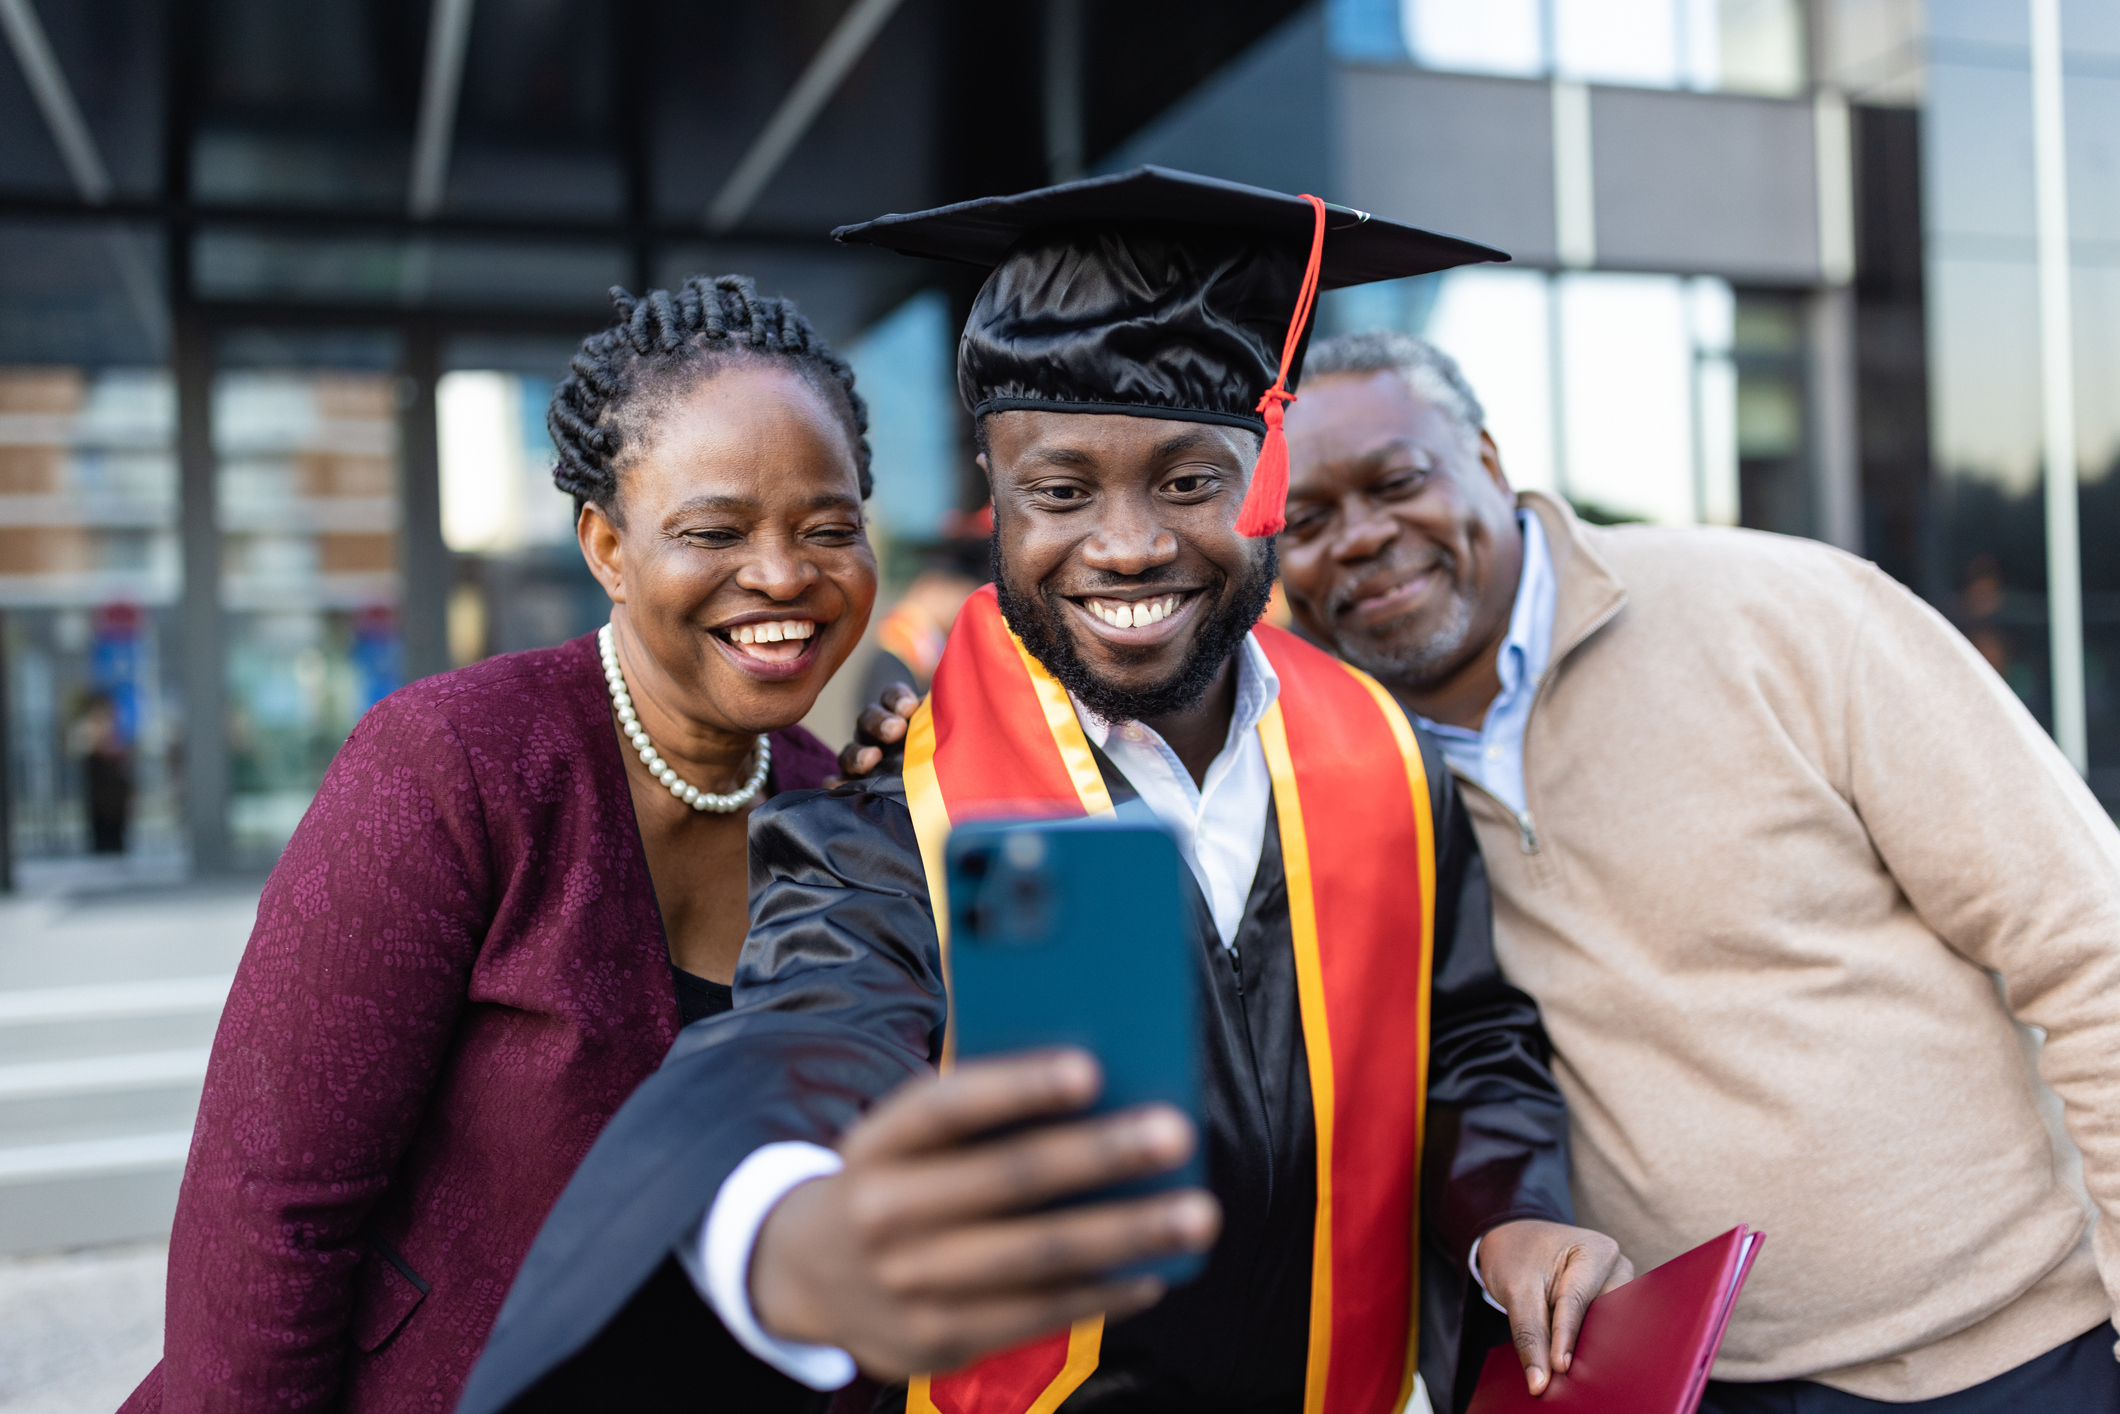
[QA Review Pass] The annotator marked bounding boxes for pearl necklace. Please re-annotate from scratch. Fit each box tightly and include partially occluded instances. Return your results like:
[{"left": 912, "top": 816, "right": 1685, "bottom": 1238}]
[{"left": 599, "top": 623, "right": 771, "bottom": 813}]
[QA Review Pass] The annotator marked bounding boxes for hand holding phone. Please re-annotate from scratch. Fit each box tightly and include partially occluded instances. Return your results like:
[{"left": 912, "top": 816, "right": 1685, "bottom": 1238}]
[
  {"left": 946, "top": 814, "right": 1209, "bottom": 1282},
  {"left": 747, "top": 815, "right": 1218, "bottom": 1377},
  {"left": 749, "top": 1050, "right": 1219, "bottom": 1380}
]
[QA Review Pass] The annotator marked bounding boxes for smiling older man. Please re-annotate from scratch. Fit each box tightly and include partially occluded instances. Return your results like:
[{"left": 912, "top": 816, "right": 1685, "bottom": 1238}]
[{"left": 1270, "top": 330, "right": 2120, "bottom": 1414}]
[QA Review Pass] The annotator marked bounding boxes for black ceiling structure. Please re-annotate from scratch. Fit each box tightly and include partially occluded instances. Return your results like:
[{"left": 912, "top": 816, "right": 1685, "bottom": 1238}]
[
  {"left": 2, "top": 0, "right": 1316, "bottom": 351},
  {"left": 0, "top": 0, "right": 1313, "bottom": 879}
]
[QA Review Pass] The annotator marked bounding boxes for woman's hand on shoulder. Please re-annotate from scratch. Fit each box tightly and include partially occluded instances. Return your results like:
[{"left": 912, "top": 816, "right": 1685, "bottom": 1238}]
[{"left": 829, "top": 683, "right": 921, "bottom": 784}]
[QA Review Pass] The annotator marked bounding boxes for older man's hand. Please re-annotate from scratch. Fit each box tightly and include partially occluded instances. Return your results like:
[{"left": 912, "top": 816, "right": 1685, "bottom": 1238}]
[
  {"left": 1477, "top": 1219, "right": 1633, "bottom": 1396},
  {"left": 830, "top": 682, "right": 921, "bottom": 784}
]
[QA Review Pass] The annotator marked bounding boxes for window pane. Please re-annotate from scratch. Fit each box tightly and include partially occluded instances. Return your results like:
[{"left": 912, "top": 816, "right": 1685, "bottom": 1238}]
[
  {"left": 195, "top": 229, "right": 629, "bottom": 313},
  {"left": 1731, "top": 290, "right": 1809, "bottom": 535},
  {"left": 1555, "top": 0, "right": 1680, "bottom": 88},
  {"left": 1318, "top": 268, "right": 1743, "bottom": 528},
  {"left": 1558, "top": 272, "right": 1696, "bottom": 524},
  {"left": 214, "top": 330, "right": 403, "bottom": 865},
  {"left": 1327, "top": 0, "right": 1413, "bottom": 61},
  {"left": 1402, "top": 0, "right": 1544, "bottom": 78},
  {"left": 0, "top": 221, "right": 168, "bottom": 368},
  {"left": 0, "top": 219, "right": 178, "bottom": 884},
  {"left": 196, "top": 0, "right": 416, "bottom": 209},
  {"left": 446, "top": 0, "right": 623, "bottom": 220},
  {"left": 437, "top": 336, "right": 604, "bottom": 667},
  {"left": 844, "top": 290, "right": 960, "bottom": 542},
  {"left": 1, "top": 369, "right": 182, "bottom": 884},
  {"left": 1712, "top": 0, "right": 1807, "bottom": 97},
  {"left": 1421, "top": 267, "right": 1557, "bottom": 495}
]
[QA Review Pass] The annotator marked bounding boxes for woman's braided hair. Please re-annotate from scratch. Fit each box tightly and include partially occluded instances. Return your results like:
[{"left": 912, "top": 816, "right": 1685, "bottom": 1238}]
[{"left": 548, "top": 274, "right": 872, "bottom": 519}]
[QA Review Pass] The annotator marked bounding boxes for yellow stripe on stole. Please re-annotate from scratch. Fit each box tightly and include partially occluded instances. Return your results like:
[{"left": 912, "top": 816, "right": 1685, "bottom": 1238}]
[
  {"left": 1256, "top": 700, "right": 1336, "bottom": 1414},
  {"left": 907, "top": 1317, "right": 1104, "bottom": 1414},
  {"left": 902, "top": 641, "right": 1113, "bottom": 1414},
  {"left": 1342, "top": 665, "right": 1438, "bottom": 1409},
  {"left": 1009, "top": 631, "right": 1116, "bottom": 818},
  {"left": 901, "top": 697, "right": 957, "bottom": 1068}
]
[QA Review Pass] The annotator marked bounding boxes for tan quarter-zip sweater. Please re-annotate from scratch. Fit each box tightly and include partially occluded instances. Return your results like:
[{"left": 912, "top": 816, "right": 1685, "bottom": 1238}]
[{"left": 1460, "top": 492, "right": 2118, "bottom": 1399}]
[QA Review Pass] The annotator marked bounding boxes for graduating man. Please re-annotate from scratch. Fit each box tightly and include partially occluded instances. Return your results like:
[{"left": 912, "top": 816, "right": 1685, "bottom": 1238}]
[{"left": 458, "top": 169, "right": 1624, "bottom": 1414}]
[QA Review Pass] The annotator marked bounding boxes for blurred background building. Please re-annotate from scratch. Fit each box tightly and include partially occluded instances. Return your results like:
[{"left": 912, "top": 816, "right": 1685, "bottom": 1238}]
[{"left": 0, "top": 0, "right": 2114, "bottom": 900}]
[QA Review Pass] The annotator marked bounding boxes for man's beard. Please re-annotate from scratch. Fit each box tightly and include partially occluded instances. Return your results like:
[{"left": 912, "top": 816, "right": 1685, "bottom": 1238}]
[
  {"left": 993, "top": 539, "right": 1278, "bottom": 725},
  {"left": 1320, "top": 554, "right": 1477, "bottom": 689}
]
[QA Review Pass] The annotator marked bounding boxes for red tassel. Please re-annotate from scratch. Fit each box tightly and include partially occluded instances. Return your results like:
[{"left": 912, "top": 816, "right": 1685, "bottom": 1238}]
[
  {"left": 1237, "top": 194, "right": 1328, "bottom": 540},
  {"left": 1236, "top": 395, "right": 1291, "bottom": 537}
]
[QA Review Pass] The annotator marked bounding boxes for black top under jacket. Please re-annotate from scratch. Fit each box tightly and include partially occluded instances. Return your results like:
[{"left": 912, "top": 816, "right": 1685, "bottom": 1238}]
[{"left": 457, "top": 726, "right": 1573, "bottom": 1414}]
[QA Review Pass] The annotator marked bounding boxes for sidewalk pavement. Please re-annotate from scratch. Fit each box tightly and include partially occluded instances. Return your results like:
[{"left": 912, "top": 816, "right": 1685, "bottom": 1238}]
[
  {"left": 0, "top": 1240, "right": 164, "bottom": 1413},
  {"left": 0, "top": 880, "right": 261, "bottom": 1414}
]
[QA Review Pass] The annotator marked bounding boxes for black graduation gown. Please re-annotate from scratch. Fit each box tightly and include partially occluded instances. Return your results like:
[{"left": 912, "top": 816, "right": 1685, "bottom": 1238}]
[{"left": 457, "top": 729, "right": 1572, "bottom": 1414}]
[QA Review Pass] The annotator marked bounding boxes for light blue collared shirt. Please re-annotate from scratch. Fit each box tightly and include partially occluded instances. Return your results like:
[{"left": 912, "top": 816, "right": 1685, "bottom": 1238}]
[{"left": 1414, "top": 510, "right": 1555, "bottom": 817}]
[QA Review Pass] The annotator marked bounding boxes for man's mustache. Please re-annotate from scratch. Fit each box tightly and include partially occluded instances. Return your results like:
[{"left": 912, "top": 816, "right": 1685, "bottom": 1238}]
[
  {"left": 1322, "top": 547, "right": 1457, "bottom": 621},
  {"left": 1040, "top": 567, "right": 1198, "bottom": 598}
]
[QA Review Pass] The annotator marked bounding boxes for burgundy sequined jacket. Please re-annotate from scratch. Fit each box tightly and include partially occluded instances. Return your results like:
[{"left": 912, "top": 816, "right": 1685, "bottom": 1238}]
[{"left": 120, "top": 633, "right": 836, "bottom": 1414}]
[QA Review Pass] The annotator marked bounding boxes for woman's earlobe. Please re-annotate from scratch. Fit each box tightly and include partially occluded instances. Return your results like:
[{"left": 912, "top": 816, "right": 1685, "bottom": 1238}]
[{"left": 577, "top": 503, "right": 630, "bottom": 602}]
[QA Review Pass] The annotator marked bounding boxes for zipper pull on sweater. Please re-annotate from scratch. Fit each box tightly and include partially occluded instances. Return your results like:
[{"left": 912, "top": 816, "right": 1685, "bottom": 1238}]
[{"left": 1516, "top": 811, "right": 1543, "bottom": 854}]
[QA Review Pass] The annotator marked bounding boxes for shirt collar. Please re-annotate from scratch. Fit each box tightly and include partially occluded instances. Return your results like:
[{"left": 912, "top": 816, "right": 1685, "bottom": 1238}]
[
  {"left": 1074, "top": 631, "right": 1281, "bottom": 755},
  {"left": 1496, "top": 509, "right": 1556, "bottom": 698},
  {"left": 1418, "top": 508, "right": 1556, "bottom": 744}
]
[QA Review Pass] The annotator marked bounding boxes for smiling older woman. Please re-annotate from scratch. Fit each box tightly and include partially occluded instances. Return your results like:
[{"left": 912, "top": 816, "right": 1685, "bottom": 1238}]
[{"left": 121, "top": 277, "right": 879, "bottom": 1414}]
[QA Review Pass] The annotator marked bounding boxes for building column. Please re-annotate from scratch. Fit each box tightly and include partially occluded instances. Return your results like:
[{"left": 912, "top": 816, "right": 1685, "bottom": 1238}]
[
  {"left": 2030, "top": 0, "right": 2085, "bottom": 772},
  {"left": 398, "top": 328, "right": 450, "bottom": 683},
  {"left": 1805, "top": 286, "right": 1861, "bottom": 553},
  {"left": 174, "top": 311, "right": 230, "bottom": 874}
]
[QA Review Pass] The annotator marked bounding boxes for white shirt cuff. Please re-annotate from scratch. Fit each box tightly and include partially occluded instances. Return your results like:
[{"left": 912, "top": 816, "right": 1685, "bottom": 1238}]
[
  {"left": 1467, "top": 1233, "right": 1508, "bottom": 1315},
  {"left": 675, "top": 1140, "right": 857, "bottom": 1390}
]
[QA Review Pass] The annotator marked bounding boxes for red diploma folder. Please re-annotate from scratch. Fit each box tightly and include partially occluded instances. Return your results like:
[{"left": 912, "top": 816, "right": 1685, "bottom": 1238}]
[{"left": 1466, "top": 1225, "right": 1763, "bottom": 1414}]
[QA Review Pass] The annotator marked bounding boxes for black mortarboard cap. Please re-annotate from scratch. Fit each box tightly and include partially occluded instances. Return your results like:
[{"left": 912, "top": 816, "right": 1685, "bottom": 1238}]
[{"left": 832, "top": 166, "right": 1506, "bottom": 535}]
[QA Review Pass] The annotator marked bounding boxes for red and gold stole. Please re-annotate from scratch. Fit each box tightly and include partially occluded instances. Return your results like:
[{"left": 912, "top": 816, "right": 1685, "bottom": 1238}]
[{"left": 900, "top": 585, "right": 1438, "bottom": 1414}]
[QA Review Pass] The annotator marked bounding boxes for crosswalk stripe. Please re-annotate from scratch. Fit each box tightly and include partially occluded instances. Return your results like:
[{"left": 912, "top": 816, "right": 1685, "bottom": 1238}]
[
  {"left": 0, "top": 1048, "right": 212, "bottom": 1100},
  {"left": 0, "top": 1130, "right": 194, "bottom": 1183},
  {"left": 0, "top": 976, "right": 234, "bottom": 1026}
]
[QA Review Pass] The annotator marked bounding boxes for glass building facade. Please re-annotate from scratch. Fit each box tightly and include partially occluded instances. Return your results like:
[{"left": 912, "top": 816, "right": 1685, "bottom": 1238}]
[
  {"left": 1924, "top": 0, "right": 2120, "bottom": 803},
  {"left": 2, "top": 0, "right": 2115, "bottom": 889},
  {"left": 0, "top": 0, "right": 1309, "bottom": 886}
]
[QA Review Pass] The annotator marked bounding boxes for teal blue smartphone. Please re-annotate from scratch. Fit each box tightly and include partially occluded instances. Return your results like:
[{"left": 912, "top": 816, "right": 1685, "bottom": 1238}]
[{"left": 945, "top": 813, "right": 1207, "bottom": 1285}]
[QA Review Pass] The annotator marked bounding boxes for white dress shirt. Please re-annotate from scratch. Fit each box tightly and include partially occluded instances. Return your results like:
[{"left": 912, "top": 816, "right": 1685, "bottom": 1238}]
[{"left": 1071, "top": 632, "right": 1281, "bottom": 949}]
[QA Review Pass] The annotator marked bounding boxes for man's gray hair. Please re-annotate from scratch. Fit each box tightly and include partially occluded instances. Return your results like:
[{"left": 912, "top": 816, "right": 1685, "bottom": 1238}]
[{"left": 1303, "top": 330, "right": 1485, "bottom": 437}]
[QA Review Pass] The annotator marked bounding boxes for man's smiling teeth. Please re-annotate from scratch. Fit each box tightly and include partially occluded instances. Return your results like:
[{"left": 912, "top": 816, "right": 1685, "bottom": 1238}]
[
  {"left": 1086, "top": 594, "right": 1182, "bottom": 630},
  {"left": 728, "top": 620, "right": 816, "bottom": 645}
]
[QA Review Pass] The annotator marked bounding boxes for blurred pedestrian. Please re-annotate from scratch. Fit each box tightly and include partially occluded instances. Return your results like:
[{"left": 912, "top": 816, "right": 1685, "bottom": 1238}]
[
  {"left": 1272, "top": 331, "right": 2120, "bottom": 1411},
  {"left": 70, "top": 691, "right": 129, "bottom": 854},
  {"left": 122, "top": 277, "right": 877, "bottom": 1414}
]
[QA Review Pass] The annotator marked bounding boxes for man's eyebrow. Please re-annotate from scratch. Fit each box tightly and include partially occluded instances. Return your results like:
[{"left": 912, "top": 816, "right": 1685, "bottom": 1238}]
[
  {"left": 1286, "top": 438, "right": 1427, "bottom": 503},
  {"left": 1345, "top": 436, "right": 1432, "bottom": 467},
  {"left": 1152, "top": 428, "right": 1234, "bottom": 459},
  {"left": 1021, "top": 444, "right": 1096, "bottom": 468},
  {"left": 1016, "top": 426, "right": 1233, "bottom": 469}
]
